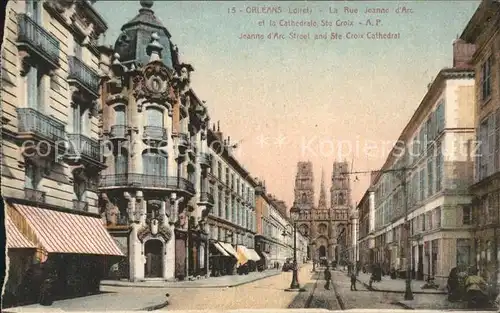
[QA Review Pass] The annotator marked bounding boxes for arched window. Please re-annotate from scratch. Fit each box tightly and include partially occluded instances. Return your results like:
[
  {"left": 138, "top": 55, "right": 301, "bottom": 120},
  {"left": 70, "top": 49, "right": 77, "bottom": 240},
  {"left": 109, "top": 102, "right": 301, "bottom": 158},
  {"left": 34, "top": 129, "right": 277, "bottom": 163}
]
[
  {"left": 115, "top": 151, "right": 128, "bottom": 175},
  {"left": 146, "top": 107, "right": 164, "bottom": 127},
  {"left": 142, "top": 151, "right": 167, "bottom": 176},
  {"left": 115, "top": 106, "right": 126, "bottom": 126}
]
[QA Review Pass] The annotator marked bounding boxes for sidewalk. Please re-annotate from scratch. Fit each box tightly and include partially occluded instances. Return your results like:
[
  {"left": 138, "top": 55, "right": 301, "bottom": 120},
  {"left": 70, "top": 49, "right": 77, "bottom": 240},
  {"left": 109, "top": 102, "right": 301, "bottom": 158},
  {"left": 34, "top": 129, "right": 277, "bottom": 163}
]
[
  {"left": 350, "top": 271, "right": 446, "bottom": 294},
  {"left": 101, "top": 269, "right": 282, "bottom": 288}
]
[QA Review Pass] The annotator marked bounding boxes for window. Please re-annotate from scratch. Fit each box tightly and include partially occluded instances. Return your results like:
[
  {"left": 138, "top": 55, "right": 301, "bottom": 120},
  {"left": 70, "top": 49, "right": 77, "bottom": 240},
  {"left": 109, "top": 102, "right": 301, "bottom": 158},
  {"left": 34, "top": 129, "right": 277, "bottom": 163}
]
[
  {"left": 421, "top": 213, "right": 426, "bottom": 231},
  {"left": 217, "top": 190, "right": 222, "bottom": 217},
  {"left": 217, "top": 162, "right": 222, "bottom": 179},
  {"left": 26, "top": 0, "right": 41, "bottom": 23},
  {"left": 456, "top": 239, "right": 471, "bottom": 267},
  {"left": 146, "top": 107, "right": 164, "bottom": 127},
  {"left": 115, "top": 152, "right": 128, "bottom": 175},
  {"left": 427, "top": 157, "right": 434, "bottom": 196},
  {"left": 419, "top": 168, "right": 425, "bottom": 200},
  {"left": 27, "top": 66, "right": 44, "bottom": 110},
  {"left": 74, "top": 38, "right": 82, "bottom": 59},
  {"left": 435, "top": 142, "right": 443, "bottom": 191},
  {"left": 435, "top": 207, "right": 441, "bottom": 228},
  {"left": 436, "top": 100, "right": 445, "bottom": 134},
  {"left": 479, "top": 119, "right": 489, "bottom": 180},
  {"left": 481, "top": 56, "right": 492, "bottom": 101},
  {"left": 115, "top": 106, "right": 126, "bottom": 126},
  {"left": 463, "top": 205, "right": 472, "bottom": 225},
  {"left": 495, "top": 109, "right": 500, "bottom": 171},
  {"left": 142, "top": 152, "right": 167, "bottom": 176}
]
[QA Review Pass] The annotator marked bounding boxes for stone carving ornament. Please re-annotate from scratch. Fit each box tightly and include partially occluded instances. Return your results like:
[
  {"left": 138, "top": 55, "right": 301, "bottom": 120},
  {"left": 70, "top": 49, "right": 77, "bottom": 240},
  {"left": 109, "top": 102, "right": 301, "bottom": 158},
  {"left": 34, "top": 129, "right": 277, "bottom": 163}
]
[
  {"left": 143, "top": 63, "right": 171, "bottom": 99},
  {"left": 137, "top": 221, "right": 172, "bottom": 243},
  {"left": 101, "top": 194, "right": 120, "bottom": 225}
]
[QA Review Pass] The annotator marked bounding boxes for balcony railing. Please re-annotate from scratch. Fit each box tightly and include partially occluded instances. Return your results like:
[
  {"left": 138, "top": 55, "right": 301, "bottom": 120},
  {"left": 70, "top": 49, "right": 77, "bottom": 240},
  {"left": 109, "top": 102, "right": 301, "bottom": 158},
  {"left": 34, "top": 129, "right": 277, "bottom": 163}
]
[
  {"left": 67, "top": 56, "right": 100, "bottom": 96},
  {"left": 143, "top": 126, "right": 168, "bottom": 141},
  {"left": 66, "top": 134, "right": 101, "bottom": 161},
  {"left": 199, "top": 153, "right": 212, "bottom": 168},
  {"left": 110, "top": 125, "right": 127, "bottom": 139},
  {"left": 25, "top": 188, "right": 46, "bottom": 203},
  {"left": 73, "top": 200, "right": 89, "bottom": 212},
  {"left": 200, "top": 192, "right": 214, "bottom": 204},
  {"left": 100, "top": 174, "right": 195, "bottom": 194},
  {"left": 17, "top": 108, "right": 66, "bottom": 142},
  {"left": 17, "top": 14, "right": 60, "bottom": 67}
]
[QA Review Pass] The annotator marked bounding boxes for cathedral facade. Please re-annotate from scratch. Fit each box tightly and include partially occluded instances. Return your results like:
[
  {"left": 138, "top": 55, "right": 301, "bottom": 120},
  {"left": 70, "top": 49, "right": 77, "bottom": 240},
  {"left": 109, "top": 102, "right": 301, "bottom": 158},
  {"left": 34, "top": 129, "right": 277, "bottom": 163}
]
[{"left": 293, "top": 161, "right": 351, "bottom": 262}]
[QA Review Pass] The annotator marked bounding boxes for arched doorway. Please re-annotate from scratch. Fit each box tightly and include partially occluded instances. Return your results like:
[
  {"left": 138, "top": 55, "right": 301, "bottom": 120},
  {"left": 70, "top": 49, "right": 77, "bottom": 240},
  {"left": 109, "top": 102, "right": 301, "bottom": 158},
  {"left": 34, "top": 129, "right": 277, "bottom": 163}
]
[
  {"left": 319, "top": 245, "right": 326, "bottom": 258},
  {"left": 145, "top": 239, "right": 163, "bottom": 278}
]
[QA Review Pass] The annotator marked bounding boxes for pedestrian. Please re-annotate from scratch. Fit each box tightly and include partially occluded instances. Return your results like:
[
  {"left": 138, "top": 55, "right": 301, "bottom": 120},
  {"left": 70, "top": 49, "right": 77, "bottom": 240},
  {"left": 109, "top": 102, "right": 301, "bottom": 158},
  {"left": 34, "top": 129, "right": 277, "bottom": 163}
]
[
  {"left": 324, "top": 266, "right": 331, "bottom": 290},
  {"left": 350, "top": 271, "right": 357, "bottom": 291}
]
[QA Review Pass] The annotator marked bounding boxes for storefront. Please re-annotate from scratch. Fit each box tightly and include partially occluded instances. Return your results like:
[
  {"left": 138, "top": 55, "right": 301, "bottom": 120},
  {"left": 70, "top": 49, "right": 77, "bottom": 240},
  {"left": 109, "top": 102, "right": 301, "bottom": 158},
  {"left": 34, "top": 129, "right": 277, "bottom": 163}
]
[{"left": 4, "top": 201, "right": 124, "bottom": 307}]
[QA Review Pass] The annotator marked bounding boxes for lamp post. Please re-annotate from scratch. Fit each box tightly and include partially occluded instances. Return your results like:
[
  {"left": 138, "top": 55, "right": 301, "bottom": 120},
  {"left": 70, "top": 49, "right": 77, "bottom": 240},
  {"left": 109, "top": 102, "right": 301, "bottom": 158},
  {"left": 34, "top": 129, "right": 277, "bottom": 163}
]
[
  {"left": 283, "top": 205, "right": 305, "bottom": 292},
  {"left": 341, "top": 167, "right": 414, "bottom": 300}
]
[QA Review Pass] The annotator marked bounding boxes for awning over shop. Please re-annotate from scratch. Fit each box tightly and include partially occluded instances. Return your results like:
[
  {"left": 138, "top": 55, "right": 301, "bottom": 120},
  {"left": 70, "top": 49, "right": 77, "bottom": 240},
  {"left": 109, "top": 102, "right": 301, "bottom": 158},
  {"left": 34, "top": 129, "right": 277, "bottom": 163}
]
[
  {"left": 6, "top": 213, "right": 36, "bottom": 249},
  {"left": 11, "top": 203, "right": 124, "bottom": 256},
  {"left": 219, "top": 242, "right": 238, "bottom": 258},
  {"left": 236, "top": 245, "right": 251, "bottom": 266},
  {"left": 212, "top": 241, "right": 229, "bottom": 256},
  {"left": 246, "top": 248, "right": 261, "bottom": 261}
]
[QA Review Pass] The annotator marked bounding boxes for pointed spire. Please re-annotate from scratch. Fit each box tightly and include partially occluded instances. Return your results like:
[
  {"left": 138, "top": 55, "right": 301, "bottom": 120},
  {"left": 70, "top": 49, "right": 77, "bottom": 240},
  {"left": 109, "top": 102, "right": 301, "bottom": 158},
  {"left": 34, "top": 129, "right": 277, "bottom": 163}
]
[{"left": 318, "top": 168, "right": 327, "bottom": 209}]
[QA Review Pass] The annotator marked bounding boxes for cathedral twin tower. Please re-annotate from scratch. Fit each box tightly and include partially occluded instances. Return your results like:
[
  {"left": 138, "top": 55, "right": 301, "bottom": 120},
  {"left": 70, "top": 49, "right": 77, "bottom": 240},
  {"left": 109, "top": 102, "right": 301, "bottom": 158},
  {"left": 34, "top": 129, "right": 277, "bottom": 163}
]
[{"left": 293, "top": 161, "right": 352, "bottom": 262}]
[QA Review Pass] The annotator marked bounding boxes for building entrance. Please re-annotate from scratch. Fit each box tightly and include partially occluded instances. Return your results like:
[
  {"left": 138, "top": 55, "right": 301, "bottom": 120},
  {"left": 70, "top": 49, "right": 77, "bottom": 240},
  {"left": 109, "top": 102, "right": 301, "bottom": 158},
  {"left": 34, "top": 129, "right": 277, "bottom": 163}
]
[{"left": 145, "top": 239, "right": 163, "bottom": 278}]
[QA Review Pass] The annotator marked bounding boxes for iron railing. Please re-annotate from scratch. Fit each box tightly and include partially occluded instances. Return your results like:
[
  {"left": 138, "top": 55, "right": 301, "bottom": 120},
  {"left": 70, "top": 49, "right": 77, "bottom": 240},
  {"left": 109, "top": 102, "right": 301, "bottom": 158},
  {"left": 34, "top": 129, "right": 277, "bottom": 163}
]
[
  {"left": 72, "top": 200, "right": 89, "bottom": 212},
  {"left": 143, "top": 126, "right": 168, "bottom": 141},
  {"left": 17, "top": 14, "right": 60, "bottom": 66},
  {"left": 66, "top": 134, "right": 100, "bottom": 161},
  {"left": 16, "top": 108, "right": 66, "bottom": 142},
  {"left": 25, "top": 188, "right": 46, "bottom": 203},
  {"left": 200, "top": 192, "right": 214, "bottom": 204},
  {"left": 67, "top": 56, "right": 100, "bottom": 96},
  {"left": 110, "top": 125, "right": 127, "bottom": 139},
  {"left": 99, "top": 174, "right": 195, "bottom": 194}
]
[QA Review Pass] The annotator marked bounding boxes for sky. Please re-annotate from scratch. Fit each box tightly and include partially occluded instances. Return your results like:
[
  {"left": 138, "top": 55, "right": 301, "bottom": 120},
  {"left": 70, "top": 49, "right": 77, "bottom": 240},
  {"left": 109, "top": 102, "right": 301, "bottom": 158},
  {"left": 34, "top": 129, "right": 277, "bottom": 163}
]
[{"left": 95, "top": 0, "right": 480, "bottom": 208}]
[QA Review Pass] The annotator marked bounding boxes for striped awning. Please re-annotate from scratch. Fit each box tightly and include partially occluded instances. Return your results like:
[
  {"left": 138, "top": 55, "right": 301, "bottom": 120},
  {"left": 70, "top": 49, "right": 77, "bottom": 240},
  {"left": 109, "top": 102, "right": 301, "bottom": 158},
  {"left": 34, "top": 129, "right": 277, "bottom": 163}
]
[
  {"left": 212, "top": 242, "right": 229, "bottom": 256},
  {"left": 219, "top": 242, "right": 238, "bottom": 258},
  {"left": 236, "top": 245, "right": 250, "bottom": 266},
  {"left": 246, "top": 248, "right": 261, "bottom": 261},
  {"left": 6, "top": 214, "right": 35, "bottom": 249},
  {"left": 12, "top": 203, "right": 124, "bottom": 256}
]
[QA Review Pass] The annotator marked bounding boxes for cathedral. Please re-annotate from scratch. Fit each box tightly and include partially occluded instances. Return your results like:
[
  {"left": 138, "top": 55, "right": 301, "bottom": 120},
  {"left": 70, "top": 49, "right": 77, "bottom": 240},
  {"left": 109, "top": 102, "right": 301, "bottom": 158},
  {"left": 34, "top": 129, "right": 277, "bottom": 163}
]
[{"left": 293, "top": 161, "right": 351, "bottom": 262}]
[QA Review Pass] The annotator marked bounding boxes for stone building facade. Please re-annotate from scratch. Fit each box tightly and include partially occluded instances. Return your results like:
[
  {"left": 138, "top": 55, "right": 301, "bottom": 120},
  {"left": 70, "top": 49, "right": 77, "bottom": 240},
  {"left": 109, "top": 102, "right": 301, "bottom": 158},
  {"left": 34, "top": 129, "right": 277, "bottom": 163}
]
[
  {"left": 293, "top": 161, "right": 350, "bottom": 263},
  {"left": 205, "top": 125, "right": 260, "bottom": 276},
  {"left": 2, "top": 0, "right": 123, "bottom": 305},
  {"left": 370, "top": 41, "right": 476, "bottom": 286},
  {"left": 97, "top": 1, "right": 212, "bottom": 281},
  {"left": 461, "top": 0, "right": 500, "bottom": 289}
]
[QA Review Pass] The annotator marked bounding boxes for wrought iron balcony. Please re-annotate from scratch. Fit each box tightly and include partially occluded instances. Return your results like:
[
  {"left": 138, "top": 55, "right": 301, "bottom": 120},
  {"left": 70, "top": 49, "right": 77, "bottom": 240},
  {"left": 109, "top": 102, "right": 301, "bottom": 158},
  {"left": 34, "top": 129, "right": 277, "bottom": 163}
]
[
  {"left": 67, "top": 56, "right": 100, "bottom": 97},
  {"left": 25, "top": 188, "right": 46, "bottom": 203},
  {"left": 16, "top": 108, "right": 66, "bottom": 143},
  {"left": 199, "top": 153, "right": 212, "bottom": 168},
  {"left": 143, "top": 126, "right": 168, "bottom": 142},
  {"left": 99, "top": 174, "right": 195, "bottom": 194},
  {"left": 200, "top": 192, "right": 215, "bottom": 205},
  {"left": 73, "top": 200, "right": 89, "bottom": 212},
  {"left": 65, "top": 134, "right": 102, "bottom": 165},
  {"left": 109, "top": 125, "right": 127, "bottom": 140},
  {"left": 17, "top": 14, "right": 60, "bottom": 68}
]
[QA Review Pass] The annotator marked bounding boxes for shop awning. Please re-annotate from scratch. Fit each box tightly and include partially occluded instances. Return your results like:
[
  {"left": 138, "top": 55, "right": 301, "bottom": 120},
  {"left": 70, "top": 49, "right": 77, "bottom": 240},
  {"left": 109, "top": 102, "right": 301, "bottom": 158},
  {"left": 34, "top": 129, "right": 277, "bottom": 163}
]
[
  {"left": 212, "top": 242, "right": 229, "bottom": 256},
  {"left": 6, "top": 214, "right": 36, "bottom": 249},
  {"left": 246, "top": 248, "right": 261, "bottom": 261},
  {"left": 219, "top": 242, "right": 238, "bottom": 258},
  {"left": 11, "top": 203, "right": 124, "bottom": 256}
]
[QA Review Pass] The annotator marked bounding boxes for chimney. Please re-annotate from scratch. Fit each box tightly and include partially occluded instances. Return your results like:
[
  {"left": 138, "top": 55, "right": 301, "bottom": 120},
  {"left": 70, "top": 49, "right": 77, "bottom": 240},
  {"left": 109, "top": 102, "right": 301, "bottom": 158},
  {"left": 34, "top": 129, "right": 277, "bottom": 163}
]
[
  {"left": 215, "top": 121, "right": 223, "bottom": 140},
  {"left": 227, "top": 136, "right": 231, "bottom": 146},
  {"left": 453, "top": 38, "right": 476, "bottom": 69}
]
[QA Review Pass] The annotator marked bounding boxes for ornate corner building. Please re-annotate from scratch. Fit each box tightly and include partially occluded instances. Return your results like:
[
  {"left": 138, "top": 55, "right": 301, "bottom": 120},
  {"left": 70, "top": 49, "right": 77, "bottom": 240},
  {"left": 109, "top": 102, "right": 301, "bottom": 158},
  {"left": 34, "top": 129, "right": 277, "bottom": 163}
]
[
  {"left": 293, "top": 161, "right": 350, "bottom": 262},
  {"left": 98, "top": 1, "right": 211, "bottom": 281}
]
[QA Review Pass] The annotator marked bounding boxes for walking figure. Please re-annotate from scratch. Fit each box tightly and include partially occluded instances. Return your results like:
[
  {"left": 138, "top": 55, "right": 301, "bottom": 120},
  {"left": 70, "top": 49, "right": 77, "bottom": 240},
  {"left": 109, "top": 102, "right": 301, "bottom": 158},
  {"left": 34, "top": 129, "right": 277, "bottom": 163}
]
[
  {"left": 350, "top": 271, "right": 357, "bottom": 291},
  {"left": 324, "top": 266, "right": 332, "bottom": 290}
]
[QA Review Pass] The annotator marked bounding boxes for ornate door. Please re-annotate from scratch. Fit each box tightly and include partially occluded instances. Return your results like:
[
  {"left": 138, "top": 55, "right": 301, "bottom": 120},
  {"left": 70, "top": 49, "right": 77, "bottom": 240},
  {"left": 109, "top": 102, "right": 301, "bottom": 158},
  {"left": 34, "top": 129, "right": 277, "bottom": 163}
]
[{"left": 145, "top": 240, "right": 163, "bottom": 278}]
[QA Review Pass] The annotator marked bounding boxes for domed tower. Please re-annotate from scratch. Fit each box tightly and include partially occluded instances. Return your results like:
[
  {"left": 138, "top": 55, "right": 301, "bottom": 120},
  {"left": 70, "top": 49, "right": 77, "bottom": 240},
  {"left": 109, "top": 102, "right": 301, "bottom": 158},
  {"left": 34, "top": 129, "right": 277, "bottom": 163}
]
[{"left": 98, "top": 0, "right": 211, "bottom": 282}]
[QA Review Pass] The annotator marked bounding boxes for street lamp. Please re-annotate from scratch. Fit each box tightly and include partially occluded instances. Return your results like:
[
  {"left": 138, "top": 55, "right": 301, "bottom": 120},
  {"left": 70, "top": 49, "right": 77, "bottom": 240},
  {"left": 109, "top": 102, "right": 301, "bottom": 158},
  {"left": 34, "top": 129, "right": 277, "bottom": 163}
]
[{"left": 283, "top": 205, "right": 305, "bottom": 292}]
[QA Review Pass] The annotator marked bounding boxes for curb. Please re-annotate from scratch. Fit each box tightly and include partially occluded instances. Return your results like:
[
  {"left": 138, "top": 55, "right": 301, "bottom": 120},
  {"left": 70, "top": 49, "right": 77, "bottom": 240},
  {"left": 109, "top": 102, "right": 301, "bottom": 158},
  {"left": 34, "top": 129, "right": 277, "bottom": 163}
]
[
  {"left": 395, "top": 301, "right": 415, "bottom": 310},
  {"left": 101, "top": 272, "right": 281, "bottom": 289},
  {"left": 356, "top": 278, "right": 446, "bottom": 294},
  {"left": 140, "top": 301, "right": 169, "bottom": 311}
]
